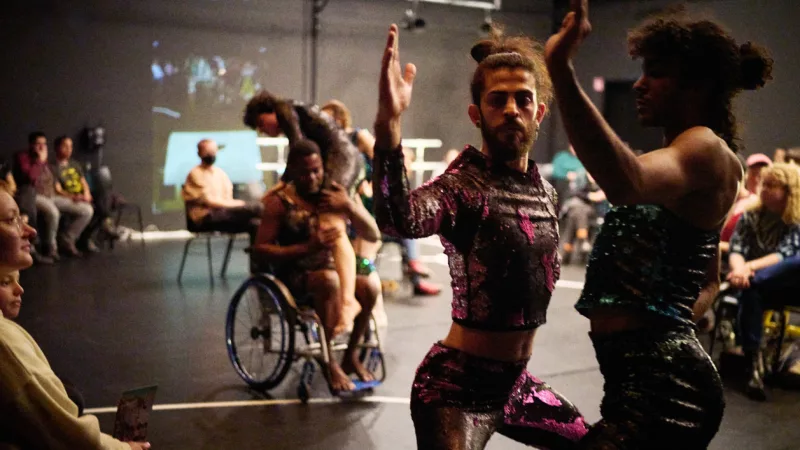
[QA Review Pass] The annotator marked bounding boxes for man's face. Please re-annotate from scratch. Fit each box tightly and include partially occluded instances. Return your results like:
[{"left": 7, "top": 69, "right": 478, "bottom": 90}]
[
  {"left": 257, "top": 112, "right": 280, "bottom": 137},
  {"left": 30, "top": 137, "right": 47, "bottom": 159},
  {"left": 198, "top": 140, "right": 218, "bottom": 159},
  {"left": 294, "top": 153, "right": 324, "bottom": 196},
  {"left": 477, "top": 68, "right": 542, "bottom": 162},
  {"left": 633, "top": 57, "right": 682, "bottom": 127},
  {"left": 56, "top": 138, "right": 73, "bottom": 161}
]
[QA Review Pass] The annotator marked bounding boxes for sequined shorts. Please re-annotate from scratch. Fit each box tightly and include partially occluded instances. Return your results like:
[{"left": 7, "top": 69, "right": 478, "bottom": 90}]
[
  {"left": 410, "top": 342, "right": 588, "bottom": 449},
  {"left": 580, "top": 326, "right": 725, "bottom": 449}
]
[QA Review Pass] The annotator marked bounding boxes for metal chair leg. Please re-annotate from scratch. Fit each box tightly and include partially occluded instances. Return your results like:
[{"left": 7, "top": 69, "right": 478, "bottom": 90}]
[
  {"left": 136, "top": 206, "right": 145, "bottom": 245},
  {"left": 221, "top": 234, "right": 235, "bottom": 279},
  {"left": 177, "top": 237, "right": 195, "bottom": 283},
  {"left": 708, "top": 293, "right": 728, "bottom": 358},
  {"left": 772, "top": 310, "right": 788, "bottom": 375},
  {"left": 206, "top": 236, "right": 214, "bottom": 287}
]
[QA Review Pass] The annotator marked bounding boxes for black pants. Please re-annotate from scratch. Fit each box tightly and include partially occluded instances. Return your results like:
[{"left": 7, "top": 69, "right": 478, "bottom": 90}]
[
  {"left": 197, "top": 203, "right": 263, "bottom": 242},
  {"left": 580, "top": 325, "right": 724, "bottom": 449}
]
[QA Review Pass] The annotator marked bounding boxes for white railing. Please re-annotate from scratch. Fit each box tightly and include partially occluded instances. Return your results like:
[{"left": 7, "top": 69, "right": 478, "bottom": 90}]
[{"left": 256, "top": 137, "right": 447, "bottom": 187}]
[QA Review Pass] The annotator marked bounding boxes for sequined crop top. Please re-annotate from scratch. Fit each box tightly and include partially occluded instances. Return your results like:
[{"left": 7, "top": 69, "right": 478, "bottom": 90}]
[
  {"left": 373, "top": 145, "right": 561, "bottom": 331},
  {"left": 575, "top": 204, "right": 719, "bottom": 326}
]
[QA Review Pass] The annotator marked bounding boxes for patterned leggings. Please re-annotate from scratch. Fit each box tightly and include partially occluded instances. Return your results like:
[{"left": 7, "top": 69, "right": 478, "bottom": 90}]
[{"left": 410, "top": 342, "right": 588, "bottom": 450}]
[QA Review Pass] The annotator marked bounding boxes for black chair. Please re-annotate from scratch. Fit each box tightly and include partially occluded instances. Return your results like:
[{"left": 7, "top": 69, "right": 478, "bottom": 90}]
[
  {"left": 92, "top": 166, "right": 144, "bottom": 248},
  {"left": 177, "top": 202, "right": 245, "bottom": 286}
]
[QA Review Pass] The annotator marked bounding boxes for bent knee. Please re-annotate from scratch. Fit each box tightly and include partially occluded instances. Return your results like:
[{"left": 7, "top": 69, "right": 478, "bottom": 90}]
[{"left": 307, "top": 269, "right": 340, "bottom": 294}]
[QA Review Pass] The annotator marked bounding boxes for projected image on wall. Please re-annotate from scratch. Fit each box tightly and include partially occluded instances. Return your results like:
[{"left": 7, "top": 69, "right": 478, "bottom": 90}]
[{"left": 150, "top": 41, "right": 276, "bottom": 213}]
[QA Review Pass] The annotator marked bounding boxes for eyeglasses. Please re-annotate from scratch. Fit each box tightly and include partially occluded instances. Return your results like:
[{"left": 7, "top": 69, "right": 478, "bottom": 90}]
[{"left": 2, "top": 215, "right": 27, "bottom": 232}]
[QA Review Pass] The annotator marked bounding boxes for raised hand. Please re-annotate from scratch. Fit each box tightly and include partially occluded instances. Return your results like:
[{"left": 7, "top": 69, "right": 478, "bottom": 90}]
[
  {"left": 377, "top": 24, "right": 417, "bottom": 124},
  {"left": 545, "top": 0, "right": 592, "bottom": 68}
]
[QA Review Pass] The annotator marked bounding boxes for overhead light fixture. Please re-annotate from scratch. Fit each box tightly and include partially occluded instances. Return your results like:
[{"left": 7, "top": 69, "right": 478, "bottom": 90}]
[
  {"left": 480, "top": 9, "right": 492, "bottom": 33},
  {"left": 402, "top": 0, "right": 426, "bottom": 31}
]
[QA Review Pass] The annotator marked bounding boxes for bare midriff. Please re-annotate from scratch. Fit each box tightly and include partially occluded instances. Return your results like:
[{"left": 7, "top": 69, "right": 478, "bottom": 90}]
[{"left": 441, "top": 322, "right": 537, "bottom": 362}]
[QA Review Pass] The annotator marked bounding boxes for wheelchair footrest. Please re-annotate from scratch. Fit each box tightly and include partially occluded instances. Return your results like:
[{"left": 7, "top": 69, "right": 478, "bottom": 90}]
[{"left": 334, "top": 379, "right": 382, "bottom": 398}]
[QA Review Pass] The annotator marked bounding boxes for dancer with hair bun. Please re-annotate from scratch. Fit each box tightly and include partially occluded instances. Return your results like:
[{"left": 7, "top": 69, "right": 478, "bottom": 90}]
[
  {"left": 373, "top": 22, "right": 588, "bottom": 450},
  {"left": 545, "top": 1, "right": 773, "bottom": 447}
]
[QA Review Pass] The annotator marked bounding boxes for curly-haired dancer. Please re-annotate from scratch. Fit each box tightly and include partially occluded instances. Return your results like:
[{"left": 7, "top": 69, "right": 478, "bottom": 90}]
[
  {"left": 545, "top": 1, "right": 773, "bottom": 447},
  {"left": 373, "top": 23, "right": 588, "bottom": 449}
]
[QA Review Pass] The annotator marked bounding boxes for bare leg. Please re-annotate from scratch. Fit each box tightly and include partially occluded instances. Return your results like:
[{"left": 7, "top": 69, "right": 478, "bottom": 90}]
[
  {"left": 307, "top": 270, "right": 355, "bottom": 392},
  {"left": 319, "top": 212, "right": 358, "bottom": 334},
  {"left": 342, "top": 273, "right": 380, "bottom": 381},
  {"left": 353, "top": 237, "right": 387, "bottom": 327}
]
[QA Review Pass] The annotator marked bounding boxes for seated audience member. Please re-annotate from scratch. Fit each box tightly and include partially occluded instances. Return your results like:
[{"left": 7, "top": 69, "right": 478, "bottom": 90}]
[
  {"left": 53, "top": 136, "right": 117, "bottom": 252},
  {"left": 0, "top": 190, "right": 149, "bottom": 449},
  {"left": 559, "top": 173, "right": 607, "bottom": 263},
  {"left": 728, "top": 163, "right": 800, "bottom": 401},
  {"left": 721, "top": 153, "right": 772, "bottom": 253},
  {"left": 0, "top": 268, "right": 85, "bottom": 415},
  {"left": 181, "top": 139, "right": 262, "bottom": 243},
  {"left": 47, "top": 136, "right": 94, "bottom": 256},
  {"left": 774, "top": 147, "right": 786, "bottom": 164},
  {"left": 32, "top": 138, "right": 89, "bottom": 258},
  {"left": 253, "top": 139, "right": 381, "bottom": 392},
  {"left": 12, "top": 132, "right": 53, "bottom": 264}
]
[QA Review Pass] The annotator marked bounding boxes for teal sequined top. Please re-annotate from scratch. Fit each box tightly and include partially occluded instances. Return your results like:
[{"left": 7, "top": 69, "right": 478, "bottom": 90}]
[{"left": 575, "top": 204, "right": 718, "bottom": 326}]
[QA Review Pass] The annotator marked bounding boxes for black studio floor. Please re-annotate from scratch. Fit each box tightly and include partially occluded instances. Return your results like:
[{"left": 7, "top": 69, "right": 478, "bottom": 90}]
[{"left": 16, "top": 236, "right": 800, "bottom": 449}]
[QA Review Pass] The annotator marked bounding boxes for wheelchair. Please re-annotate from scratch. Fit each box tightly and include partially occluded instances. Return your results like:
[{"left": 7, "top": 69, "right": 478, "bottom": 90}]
[
  {"left": 225, "top": 272, "right": 387, "bottom": 403},
  {"left": 708, "top": 282, "right": 800, "bottom": 382}
]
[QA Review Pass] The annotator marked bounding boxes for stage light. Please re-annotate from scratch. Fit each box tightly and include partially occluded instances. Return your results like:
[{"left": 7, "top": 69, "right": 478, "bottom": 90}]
[
  {"left": 402, "top": 0, "right": 426, "bottom": 30},
  {"left": 480, "top": 10, "right": 492, "bottom": 33}
]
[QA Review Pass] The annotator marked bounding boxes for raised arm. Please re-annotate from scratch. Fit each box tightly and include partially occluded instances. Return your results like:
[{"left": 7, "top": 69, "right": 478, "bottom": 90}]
[
  {"left": 544, "top": 0, "right": 732, "bottom": 206},
  {"left": 372, "top": 25, "right": 460, "bottom": 239}
]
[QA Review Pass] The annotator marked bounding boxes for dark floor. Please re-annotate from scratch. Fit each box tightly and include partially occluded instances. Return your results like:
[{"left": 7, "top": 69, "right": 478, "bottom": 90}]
[{"left": 16, "top": 236, "right": 800, "bottom": 449}]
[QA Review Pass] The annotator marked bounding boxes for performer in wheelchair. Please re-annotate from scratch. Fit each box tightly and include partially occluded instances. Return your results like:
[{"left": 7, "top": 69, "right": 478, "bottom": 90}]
[
  {"left": 373, "top": 23, "right": 587, "bottom": 449},
  {"left": 252, "top": 139, "right": 382, "bottom": 393},
  {"left": 244, "top": 91, "right": 363, "bottom": 349}
]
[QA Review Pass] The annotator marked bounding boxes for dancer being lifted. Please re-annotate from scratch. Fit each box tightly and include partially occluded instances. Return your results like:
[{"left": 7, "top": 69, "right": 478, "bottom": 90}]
[
  {"left": 545, "top": 1, "right": 773, "bottom": 447},
  {"left": 244, "top": 93, "right": 364, "bottom": 389},
  {"left": 373, "top": 23, "right": 587, "bottom": 449}
]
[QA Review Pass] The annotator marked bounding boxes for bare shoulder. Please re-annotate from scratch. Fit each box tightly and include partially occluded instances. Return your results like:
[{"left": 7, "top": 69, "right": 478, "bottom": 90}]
[{"left": 674, "top": 127, "right": 740, "bottom": 178}]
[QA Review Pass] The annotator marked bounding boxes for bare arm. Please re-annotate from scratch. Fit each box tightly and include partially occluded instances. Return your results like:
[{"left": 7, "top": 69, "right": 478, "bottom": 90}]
[
  {"left": 347, "top": 194, "right": 380, "bottom": 242},
  {"left": 544, "top": 0, "right": 727, "bottom": 206},
  {"left": 372, "top": 25, "right": 462, "bottom": 239},
  {"left": 693, "top": 246, "right": 721, "bottom": 322},
  {"left": 253, "top": 194, "right": 316, "bottom": 261},
  {"left": 80, "top": 177, "right": 92, "bottom": 202}
]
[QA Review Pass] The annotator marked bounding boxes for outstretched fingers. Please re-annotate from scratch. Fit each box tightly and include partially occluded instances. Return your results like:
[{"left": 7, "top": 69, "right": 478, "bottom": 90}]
[{"left": 571, "top": 0, "right": 589, "bottom": 22}]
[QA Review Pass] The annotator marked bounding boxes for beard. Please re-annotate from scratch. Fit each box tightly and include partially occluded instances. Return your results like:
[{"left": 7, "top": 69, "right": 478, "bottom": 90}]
[{"left": 480, "top": 113, "right": 538, "bottom": 163}]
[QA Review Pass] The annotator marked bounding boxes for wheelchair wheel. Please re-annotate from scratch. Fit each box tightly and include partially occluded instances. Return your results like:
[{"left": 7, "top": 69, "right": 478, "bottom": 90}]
[{"left": 226, "top": 275, "right": 295, "bottom": 390}]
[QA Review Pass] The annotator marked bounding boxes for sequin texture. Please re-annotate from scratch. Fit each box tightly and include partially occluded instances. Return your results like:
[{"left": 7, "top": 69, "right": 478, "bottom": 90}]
[
  {"left": 576, "top": 204, "right": 719, "bottom": 326},
  {"left": 411, "top": 343, "right": 588, "bottom": 449},
  {"left": 579, "top": 326, "right": 725, "bottom": 448},
  {"left": 373, "top": 145, "right": 560, "bottom": 331}
]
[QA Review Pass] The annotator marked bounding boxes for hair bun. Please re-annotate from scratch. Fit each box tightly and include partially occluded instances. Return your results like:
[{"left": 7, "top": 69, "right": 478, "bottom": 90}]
[
  {"left": 470, "top": 42, "right": 494, "bottom": 63},
  {"left": 739, "top": 41, "right": 774, "bottom": 90}
]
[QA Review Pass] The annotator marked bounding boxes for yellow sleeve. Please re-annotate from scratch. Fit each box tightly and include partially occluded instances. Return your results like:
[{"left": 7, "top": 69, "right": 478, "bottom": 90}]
[{"left": 0, "top": 322, "right": 130, "bottom": 450}]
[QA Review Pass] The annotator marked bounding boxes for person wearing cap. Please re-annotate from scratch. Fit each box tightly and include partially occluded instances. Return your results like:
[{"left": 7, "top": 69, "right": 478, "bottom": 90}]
[{"left": 720, "top": 153, "right": 772, "bottom": 253}]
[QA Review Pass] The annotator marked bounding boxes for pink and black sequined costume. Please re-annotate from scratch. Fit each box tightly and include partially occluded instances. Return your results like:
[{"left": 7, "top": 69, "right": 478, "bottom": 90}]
[{"left": 373, "top": 144, "right": 587, "bottom": 449}]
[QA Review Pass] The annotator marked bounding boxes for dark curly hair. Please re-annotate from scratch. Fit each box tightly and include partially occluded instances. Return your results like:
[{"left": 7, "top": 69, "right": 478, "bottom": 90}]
[
  {"left": 628, "top": 11, "right": 773, "bottom": 153},
  {"left": 470, "top": 23, "right": 553, "bottom": 111},
  {"left": 242, "top": 91, "right": 277, "bottom": 130}
]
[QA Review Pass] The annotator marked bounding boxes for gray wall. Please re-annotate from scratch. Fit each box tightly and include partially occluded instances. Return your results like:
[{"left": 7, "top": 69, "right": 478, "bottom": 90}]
[
  {"left": 1, "top": 0, "right": 797, "bottom": 230},
  {"left": 555, "top": 0, "right": 800, "bottom": 155}
]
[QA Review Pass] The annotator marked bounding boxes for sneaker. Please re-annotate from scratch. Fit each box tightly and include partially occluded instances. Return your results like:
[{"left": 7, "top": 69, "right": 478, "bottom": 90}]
[
  {"left": 406, "top": 260, "right": 432, "bottom": 278},
  {"left": 414, "top": 280, "right": 441, "bottom": 296}
]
